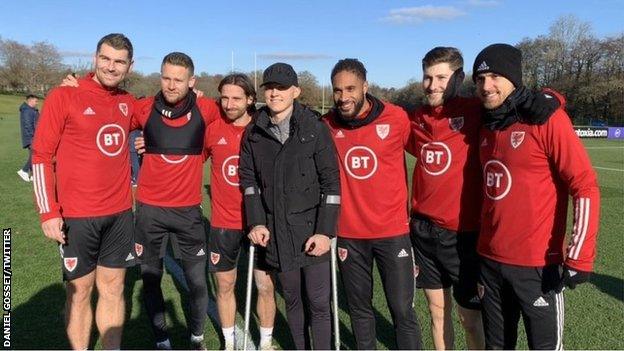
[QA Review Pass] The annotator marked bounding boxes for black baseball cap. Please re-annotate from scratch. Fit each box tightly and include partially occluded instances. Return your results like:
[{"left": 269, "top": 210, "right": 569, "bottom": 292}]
[{"left": 261, "top": 62, "right": 298, "bottom": 87}]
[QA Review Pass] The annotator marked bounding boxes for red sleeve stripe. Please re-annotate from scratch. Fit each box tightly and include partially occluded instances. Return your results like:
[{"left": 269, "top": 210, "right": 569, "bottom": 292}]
[
  {"left": 33, "top": 163, "right": 50, "bottom": 214},
  {"left": 568, "top": 197, "right": 590, "bottom": 260}
]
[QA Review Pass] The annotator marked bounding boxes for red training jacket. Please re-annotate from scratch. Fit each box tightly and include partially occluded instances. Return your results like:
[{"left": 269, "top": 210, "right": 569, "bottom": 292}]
[
  {"left": 407, "top": 97, "right": 483, "bottom": 232},
  {"left": 324, "top": 101, "right": 411, "bottom": 239},
  {"left": 478, "top": 93, "right": 600, "bottom": 272},
  {"left": 205, "top": 116, "right": 247, "bottom": 229},
  {"left": 32, "top": 73, "right": 136, "bottom": 221}
]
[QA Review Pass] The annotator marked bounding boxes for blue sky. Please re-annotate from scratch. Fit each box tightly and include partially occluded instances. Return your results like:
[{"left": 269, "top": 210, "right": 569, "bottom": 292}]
[{"left": 1, "top": 0, "right": 622, "bottom": 88}]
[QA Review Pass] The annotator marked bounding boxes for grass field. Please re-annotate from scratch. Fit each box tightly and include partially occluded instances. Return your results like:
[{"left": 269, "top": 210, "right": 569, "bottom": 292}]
[{"left": 1, "top": 93, "right": 622, "bottom": 349}]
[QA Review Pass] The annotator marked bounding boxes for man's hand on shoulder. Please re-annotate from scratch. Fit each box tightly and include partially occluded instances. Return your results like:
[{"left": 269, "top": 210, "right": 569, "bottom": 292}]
[
  {"left": 134, "top": 135, "right": 146, "bottom": 154},
  {"left": 60, "top": 73, "right": 80, "bottom": 88}
]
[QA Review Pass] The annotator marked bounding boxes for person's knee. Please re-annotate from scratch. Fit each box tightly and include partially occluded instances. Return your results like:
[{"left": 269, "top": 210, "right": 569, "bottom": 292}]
[
  {"left": 308, "top": 294, "right": 331, "bottom": 318},
  {"left": 141, "top": 263, "right": 163, "bottom": 287},
  {"left": 187, "top": 273, "right": 208, "bottom": 294},
  {"left": 183, "top": 260, "right": 208, "bottom": 293},
  {"left": 96, "top": 272, "right": 125, "bottom": 300},
  {"left": 67, "top": 280, "right": 94, "bottom": 304},
  {"left": 255, "top": 275, "right": 275, "bottom": 299},
  {"left": 216, "top": 275, "right": 236, "bottom": 298}
]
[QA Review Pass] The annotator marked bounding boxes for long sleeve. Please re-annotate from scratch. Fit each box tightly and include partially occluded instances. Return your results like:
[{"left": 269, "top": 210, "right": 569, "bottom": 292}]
[
  {"left": 313, "top": 122, "right": 341, "bottom": 236},
  {"left": 239, "top": 128, "right": 266, "bottom": 228},
  {"left": 543, "top": 110, "right": 600, "bottom": 272},
  {"left": 404, "top": 109, "right": 419, "bottom": 156},
  {"left": 31, "top": 89, "right": 68, "bottom": 222},
  {"left": 20, "top": 107, "right": 36, "bottom": 147}
]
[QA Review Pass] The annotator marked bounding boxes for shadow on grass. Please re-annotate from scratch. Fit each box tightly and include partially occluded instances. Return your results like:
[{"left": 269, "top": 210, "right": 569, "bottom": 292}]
[
  {"left": 12, "top": 283, "right": 68, "bottom": 349},
  {"left": 590, "top": 272, "right": 624, "bottom": 302},
  {"left": 11, "top": 267, "right": 190, "bottom": 350},
  {"left": 121, "top": 265, "right": 191, "bottom": 349}
]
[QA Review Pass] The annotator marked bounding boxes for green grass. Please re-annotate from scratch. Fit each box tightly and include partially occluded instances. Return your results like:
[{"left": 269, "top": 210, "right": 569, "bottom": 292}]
[{"left": 2, "top": 93, "right": 623, "bottom": 349}]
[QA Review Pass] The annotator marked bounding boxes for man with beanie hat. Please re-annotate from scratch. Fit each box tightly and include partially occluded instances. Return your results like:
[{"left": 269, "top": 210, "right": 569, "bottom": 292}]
[{"left": 473, "top": 43, "right": 601, "bottom": 349}]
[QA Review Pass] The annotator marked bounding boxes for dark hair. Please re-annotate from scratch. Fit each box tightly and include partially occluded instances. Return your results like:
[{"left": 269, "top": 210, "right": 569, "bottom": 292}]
[
  {"left": 331, "top": 58, "right": 367, "bottom": 81},
  {"left": 26, "top": 94, "right": 39, "bottom": 100},
  {"left": 422, "top": 47, "right": 463, "bottom": 71},
  {"left": 96, "top": 33, "right": 133, "bottom": 60},
  {"left": 161, "top": 52, "right": 195, "bottom": 76},
  {"left": 218, "top": 73, "right": 257, "bottom": 113}
]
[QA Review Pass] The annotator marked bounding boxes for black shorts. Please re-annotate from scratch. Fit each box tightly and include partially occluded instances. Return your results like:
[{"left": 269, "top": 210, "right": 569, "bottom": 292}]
[
  {"left": 135, "top": 202, "right": 207, "bottom": 263},
  {"left": 60, "top": 210, "right": 136, "bottom": 281},
  {"left": 207, "top": 226, "right": 273, "bottom": 273},
  {"left": 410, "top": 214, "right": 481, "bottom": 310},
  {"left": 207, "top": 227, "right": 245, "bottom": 272}
]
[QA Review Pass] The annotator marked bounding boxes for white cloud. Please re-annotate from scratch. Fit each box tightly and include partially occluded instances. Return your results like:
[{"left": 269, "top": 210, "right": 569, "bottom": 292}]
[
  {"left": 381, "top": 5, "right": 466, "bottom": 24},
  {"left": 464, "top": 0, "right": 501, "bottom": 7},
  {"left": 258, "top": 52, "right": 332, "bottom": 60}
]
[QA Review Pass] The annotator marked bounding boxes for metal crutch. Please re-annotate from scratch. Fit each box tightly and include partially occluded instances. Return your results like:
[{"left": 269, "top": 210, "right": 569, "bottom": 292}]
[
  {"left": 330, "top": 237, "right": 341, "bottom": 350},
  {"left": 243, "top": 244, "right": 255, "bottom": 350}
]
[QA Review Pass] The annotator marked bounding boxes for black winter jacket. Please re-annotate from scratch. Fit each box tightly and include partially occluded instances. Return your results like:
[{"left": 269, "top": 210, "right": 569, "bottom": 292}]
[
  {"left": 19, "top": 102, "right": 39, "bottom": 148},
  {"left": 239, "top": 102, "right": 340, "bottom": 272}
]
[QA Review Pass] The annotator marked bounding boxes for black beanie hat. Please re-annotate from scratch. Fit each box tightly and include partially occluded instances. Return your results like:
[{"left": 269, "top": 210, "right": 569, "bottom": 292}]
[{"left": 472, "top": 43, "right": 523, "bottom": 88}]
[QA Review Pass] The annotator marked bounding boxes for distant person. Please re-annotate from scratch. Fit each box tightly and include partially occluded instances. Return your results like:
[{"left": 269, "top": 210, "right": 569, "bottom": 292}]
[
  {"left": 473, "top": 43, "right": 601, "bottom": 349},
  {"left": 32, "top": 33, "right": 137, "bottom": 350},
  {"left": 17, "top": 94, "right": 39, "bottom": 182}
]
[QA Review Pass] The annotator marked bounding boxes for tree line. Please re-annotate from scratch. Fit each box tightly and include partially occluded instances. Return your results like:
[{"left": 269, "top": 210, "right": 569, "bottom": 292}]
[{"left": 1, "top": 15, "right": 621, "bottom": 125}]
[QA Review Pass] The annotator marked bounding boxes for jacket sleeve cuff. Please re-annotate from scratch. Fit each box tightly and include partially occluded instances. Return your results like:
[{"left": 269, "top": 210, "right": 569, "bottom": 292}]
[
  {"left": 315, "top": 204, "right": 339, "bottom": 237},
  {"left": 243, "top": 191, "right": 266, "bottom": 228},
  {"left": 40, "top": 211, "right": 62, "bottom": 223},
  {"left": 564, "top": 258, "right": 594, "bottom": 273}
]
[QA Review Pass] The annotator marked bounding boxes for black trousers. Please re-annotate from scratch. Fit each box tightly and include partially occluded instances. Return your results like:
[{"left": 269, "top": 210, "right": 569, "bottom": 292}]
[
  {"left": 338, "top": 235, "right": 422, "bottom": 350},
  {"left": 22, "top": 146, "right": 32, "bottom": 172},
  {"left": 141, "top": 258, "right": 208, "bottom": 341},
  {"left": 277, "top": 261, "right": 332, "bottom": 350},
  {"left": 480, "top": 257, "right": 564, "bottom": 350}
]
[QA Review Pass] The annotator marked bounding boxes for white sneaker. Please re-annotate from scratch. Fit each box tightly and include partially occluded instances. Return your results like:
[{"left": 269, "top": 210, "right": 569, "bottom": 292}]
[{"left": 17, "top": 169, "right": 30, "bottom": 182}]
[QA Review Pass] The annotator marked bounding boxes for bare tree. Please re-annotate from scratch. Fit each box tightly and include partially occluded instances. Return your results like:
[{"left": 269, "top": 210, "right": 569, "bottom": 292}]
[
  {"left": 0, "top": 39, "right": 30, "bottom": 91},
  {"left": 297, "top": 70, "right": 321, "bottom": 109}
]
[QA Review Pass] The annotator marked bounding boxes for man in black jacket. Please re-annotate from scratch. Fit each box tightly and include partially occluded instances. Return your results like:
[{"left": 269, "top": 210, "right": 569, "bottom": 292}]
[
  {"left": 239, "top": 62, "right": 341, "bottom": 350},
  {"left": 18, "top": 94, "right": 39, "bottom": 182}
]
